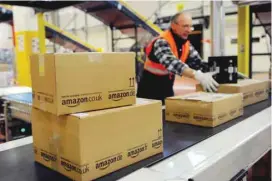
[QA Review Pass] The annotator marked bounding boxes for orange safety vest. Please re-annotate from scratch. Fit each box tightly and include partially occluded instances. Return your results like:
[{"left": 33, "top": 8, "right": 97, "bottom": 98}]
[{"left": 144, "top": 30, "right": 190, "bottom": 76}]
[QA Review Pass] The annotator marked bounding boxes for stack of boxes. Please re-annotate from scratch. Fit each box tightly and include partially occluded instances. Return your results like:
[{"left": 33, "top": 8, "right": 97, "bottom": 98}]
[
  {"left": 165, "top": 79, "right": 270, "bottom": 128},
  {"left": 30, "top": 52, "right": 163, "bottom": 181}
]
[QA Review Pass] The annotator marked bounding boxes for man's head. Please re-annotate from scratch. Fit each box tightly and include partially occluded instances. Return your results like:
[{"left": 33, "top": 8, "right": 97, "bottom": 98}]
[{"left": 170, "top": 12, "right": 193, "bottom": 39}]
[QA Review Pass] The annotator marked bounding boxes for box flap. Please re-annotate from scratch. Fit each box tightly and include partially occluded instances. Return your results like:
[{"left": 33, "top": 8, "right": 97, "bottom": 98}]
[{"left": 168, "top": 92, "right": 233, "bottom": 102}]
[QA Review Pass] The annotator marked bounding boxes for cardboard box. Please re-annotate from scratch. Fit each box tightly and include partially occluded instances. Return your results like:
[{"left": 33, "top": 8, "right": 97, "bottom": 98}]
[
  {"left": 196, "top": 79, "right": 270, "bottom": 107},
  {"left": 30, "top": 52, "right": 136, "bottom": 115},
  {"left": 165, "top": 92, "right": 243, "bottom": 127},
  {"left": 32, "top": 98, "right": 163, "bottom": 181}
]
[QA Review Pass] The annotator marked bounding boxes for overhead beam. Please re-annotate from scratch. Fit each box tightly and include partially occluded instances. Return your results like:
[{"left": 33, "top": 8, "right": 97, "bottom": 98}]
[
  {"left": 116, "top": 24, "right": 135, "bottom": 30},
  {"left": 85, "top": 4, "right": 112, "bottom": 13}
]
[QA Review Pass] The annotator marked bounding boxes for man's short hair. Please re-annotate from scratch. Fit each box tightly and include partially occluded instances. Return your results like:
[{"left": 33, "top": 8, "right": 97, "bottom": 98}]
[{"left": 170, "top": 12, "right": 183, "bottom": 24}]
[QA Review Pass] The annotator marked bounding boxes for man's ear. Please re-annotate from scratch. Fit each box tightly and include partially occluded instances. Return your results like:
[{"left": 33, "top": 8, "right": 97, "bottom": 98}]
[
  {"left": 170, "top": 23, "right": 176, "bottom": 31},
  {"left": 171, "top": 23, "right": 178, "bottom": 33}
]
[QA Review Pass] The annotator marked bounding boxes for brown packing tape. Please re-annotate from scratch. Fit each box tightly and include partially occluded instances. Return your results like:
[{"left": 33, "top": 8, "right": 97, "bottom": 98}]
[
  {"left": 39, "top": 55, "right": 45, "bottom": 77},
  {"left": 48, "top": 131, "right": 60, "bottom": 171}
]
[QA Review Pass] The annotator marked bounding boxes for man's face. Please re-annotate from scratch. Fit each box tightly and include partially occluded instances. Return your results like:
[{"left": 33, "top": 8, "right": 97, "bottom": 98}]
[{"left": 171, "top": 13, "right": 193, "bottom": 39}]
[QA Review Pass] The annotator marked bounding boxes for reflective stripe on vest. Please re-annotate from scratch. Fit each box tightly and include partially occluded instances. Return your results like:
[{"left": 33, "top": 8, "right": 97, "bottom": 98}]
[{"left": 144, "top": 30, "right": 190, "bottom": 76}]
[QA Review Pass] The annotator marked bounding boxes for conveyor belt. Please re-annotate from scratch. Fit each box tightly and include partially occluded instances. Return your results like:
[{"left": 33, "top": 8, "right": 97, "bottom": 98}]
[
  {"left": 3, "top": 92, "right": 32, "bottom": 104},
  {"left": 2, "top": 93, "right": 32, "bottom": 123},
  {"left": 0, "top": 98, "right": 270, "bottom": 181},
  {"left": 0, "top": 87, "right": 31, "bottom": 97}
]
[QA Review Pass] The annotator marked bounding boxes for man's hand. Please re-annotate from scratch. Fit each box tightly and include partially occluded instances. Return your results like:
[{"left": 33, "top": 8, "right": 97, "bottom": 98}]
[{"left": 194, "top": 70, "right": 219, "bottom": 92}]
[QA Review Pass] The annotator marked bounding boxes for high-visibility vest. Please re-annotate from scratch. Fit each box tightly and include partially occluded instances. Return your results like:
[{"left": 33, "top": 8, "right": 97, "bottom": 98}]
[{"left": 144, "top": 30, "right": 190, "bottom": 76}]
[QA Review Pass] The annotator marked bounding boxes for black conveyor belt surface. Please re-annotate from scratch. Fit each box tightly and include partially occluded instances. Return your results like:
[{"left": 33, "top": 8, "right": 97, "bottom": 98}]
[{"left": 0, "top": 99, "right": 270, "bottom": 181}]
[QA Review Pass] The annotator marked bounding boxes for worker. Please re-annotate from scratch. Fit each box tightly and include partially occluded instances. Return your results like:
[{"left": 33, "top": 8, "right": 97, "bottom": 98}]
[{"left": 137, "top": 12, "right": 219, "bottom": 104}]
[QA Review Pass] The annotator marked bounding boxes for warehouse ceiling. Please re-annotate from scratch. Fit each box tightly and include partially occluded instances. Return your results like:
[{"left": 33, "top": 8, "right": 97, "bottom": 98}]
[
  {"left": 232, "top": 0, "right": 271, "bottom": 6},
  {"left": 0, "top": 1, "right": 84, "bottom": 11}
]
